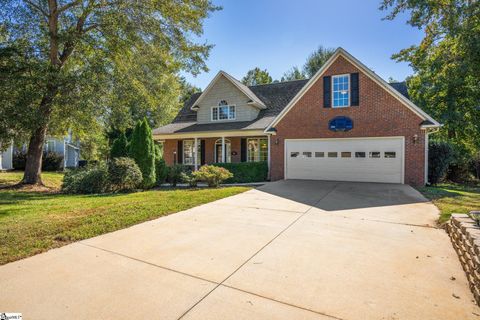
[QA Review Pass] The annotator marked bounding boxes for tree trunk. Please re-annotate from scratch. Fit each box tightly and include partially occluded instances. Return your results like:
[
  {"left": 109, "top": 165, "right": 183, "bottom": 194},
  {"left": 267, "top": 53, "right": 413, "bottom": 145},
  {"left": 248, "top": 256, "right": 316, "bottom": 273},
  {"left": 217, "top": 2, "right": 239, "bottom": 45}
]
[
  {"left": 21, "top": 88, "right": 56, "bottom": 185},
  {"left": 22, "top": 124, "right": 49, "bottom": 185}
]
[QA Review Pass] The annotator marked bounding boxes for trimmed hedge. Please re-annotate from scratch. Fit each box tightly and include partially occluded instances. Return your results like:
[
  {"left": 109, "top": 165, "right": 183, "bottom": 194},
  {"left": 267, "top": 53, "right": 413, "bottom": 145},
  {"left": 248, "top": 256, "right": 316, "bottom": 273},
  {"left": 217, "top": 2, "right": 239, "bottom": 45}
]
[{"left": 213, "top": 161, "right": 268, "bottom": 183}]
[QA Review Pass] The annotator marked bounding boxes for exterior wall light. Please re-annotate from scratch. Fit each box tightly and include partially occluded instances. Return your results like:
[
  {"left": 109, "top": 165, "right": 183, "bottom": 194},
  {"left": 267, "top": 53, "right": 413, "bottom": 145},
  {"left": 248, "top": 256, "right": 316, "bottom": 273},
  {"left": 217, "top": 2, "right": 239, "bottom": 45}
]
[{"left": 412, "top": 134, "right": 419, "bottom": 144}]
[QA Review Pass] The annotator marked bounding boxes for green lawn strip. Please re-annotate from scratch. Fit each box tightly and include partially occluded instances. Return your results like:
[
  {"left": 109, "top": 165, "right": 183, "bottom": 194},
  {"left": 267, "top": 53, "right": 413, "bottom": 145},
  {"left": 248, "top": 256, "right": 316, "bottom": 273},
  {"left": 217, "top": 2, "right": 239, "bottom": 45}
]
[
  {"left": 418, "top": 184, "right": 480, "bottom": 224},
  {"left": 0, "top": 187, "right": 249, "bottom": 265},
  {"left": 0, "top": 171, "right": 64, "bottom": 189}
]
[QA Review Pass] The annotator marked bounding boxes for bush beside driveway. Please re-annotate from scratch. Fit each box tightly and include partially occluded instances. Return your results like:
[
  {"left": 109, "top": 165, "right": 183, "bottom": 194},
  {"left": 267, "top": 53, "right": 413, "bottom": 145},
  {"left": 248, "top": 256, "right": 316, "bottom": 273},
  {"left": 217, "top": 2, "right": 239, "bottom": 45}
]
[{"left": 0, "top": 171, "right": 249, "bottom": 265}]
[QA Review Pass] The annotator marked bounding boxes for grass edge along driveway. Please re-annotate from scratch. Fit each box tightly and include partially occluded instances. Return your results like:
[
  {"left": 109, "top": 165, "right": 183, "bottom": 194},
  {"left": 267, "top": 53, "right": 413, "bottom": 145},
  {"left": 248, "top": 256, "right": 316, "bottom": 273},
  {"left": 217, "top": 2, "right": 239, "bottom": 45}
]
[
  {"left": 418, "top": 183, "right": 480, "bottom": 224},
  {"left": 0, "top": 182, "right": 249, "bottom": 265}
]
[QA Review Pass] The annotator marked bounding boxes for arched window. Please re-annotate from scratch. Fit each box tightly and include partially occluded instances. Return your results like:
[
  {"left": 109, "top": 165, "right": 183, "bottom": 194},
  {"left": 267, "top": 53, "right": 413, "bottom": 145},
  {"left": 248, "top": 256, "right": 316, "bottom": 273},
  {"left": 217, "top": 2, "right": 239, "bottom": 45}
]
[
  {"left": 214, "top": 138, "right": 231, "bottom": 163},
  {"left": 212, "top": 100, "right": 235, "bottom": 121}
]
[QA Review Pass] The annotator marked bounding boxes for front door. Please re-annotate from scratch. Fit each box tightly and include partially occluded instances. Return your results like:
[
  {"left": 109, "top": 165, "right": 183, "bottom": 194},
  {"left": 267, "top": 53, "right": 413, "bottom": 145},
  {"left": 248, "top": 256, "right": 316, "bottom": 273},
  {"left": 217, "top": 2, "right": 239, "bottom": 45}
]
[{"left": 215, "top": 142, "right": 231, "bottom": 163}]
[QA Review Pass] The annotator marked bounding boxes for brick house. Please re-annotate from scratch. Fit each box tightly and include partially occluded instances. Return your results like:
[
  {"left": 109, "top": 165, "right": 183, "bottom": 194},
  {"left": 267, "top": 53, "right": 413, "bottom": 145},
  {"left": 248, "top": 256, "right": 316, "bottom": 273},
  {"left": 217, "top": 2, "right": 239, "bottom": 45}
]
[{"left": 153, "top": 48, "right": 440, "bottom": 186}]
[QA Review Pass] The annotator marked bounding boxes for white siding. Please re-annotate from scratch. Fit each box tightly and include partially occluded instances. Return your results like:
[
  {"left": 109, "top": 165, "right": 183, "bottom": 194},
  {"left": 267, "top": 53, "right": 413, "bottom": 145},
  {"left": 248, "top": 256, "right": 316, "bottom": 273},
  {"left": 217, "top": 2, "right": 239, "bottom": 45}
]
[
  {"left": 196, "top": 75, "right": 260, "bottom": 123},
  {"left": 0, "top": 145, "right": 13, "bottom": 170}
]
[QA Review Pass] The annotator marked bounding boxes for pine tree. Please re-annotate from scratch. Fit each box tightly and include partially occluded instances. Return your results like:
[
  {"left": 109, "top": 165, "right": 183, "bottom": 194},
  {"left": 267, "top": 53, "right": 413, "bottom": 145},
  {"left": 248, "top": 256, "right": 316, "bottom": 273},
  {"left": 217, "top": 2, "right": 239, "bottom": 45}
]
[
  {"left": 129, "top": 118, "right": 156, "bottom": 188},
  {"left": 110, "top": 132, "right": 129, "bottom": 159}
]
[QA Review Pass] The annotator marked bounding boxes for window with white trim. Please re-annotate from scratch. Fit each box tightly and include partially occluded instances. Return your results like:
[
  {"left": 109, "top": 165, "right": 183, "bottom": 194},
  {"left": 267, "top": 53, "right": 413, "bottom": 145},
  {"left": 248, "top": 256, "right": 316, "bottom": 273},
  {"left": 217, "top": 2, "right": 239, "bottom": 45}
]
[
  {"left": 183, "top": 140, "right": 201, "bottom": 165},
  {"left": 332, "top": 74, "right": 350, "bottom": 107},
  {"left": 247, "top": 138, "right": 268, "bottom": 162},
  {"left": 212, "top": 100, "right": 236, "bottom": 121}
]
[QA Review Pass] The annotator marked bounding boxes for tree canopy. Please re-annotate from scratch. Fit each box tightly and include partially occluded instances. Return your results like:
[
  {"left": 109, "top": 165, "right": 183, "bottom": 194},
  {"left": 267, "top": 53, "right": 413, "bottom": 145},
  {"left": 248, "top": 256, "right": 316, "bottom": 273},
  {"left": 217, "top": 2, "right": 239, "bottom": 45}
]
[
  {"left": 381, "top": 0, "right": 480, "bottom": 153},
  {"left": 280, "top": 45, "right": 335, "bottom": 81},
  {"left": 241, "top": 67, "right": 273, "bottom": 86},
  {"left": 0, "top": 0, "right": 219, "bottom": 184}
]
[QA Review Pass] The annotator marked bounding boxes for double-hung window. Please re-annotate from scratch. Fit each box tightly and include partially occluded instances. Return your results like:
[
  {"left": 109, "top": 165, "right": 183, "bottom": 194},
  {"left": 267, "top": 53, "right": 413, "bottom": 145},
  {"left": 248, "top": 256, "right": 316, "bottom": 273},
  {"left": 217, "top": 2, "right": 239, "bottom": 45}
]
[
  {"left": 247, "top": 138, "right": 268, "bottom": 162},
  {"left": 212, "top": 100, "right": 235, "bottom": 121},
  {"left": 183, "top": 140, "right": 201, "bottom": 165},
  {"left": 332, "top": 74, "right": 350, "bottom": 107}
]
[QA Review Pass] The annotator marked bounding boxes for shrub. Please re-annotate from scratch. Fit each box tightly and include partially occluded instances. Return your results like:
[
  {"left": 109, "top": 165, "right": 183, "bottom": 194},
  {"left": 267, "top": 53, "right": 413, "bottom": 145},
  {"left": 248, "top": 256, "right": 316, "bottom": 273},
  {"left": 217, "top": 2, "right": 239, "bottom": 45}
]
[
  {"left": 167, "top": 164, "right": 189, "bottom": 187},
  {"left": 13, "top": 151, "right": 27, "bottom": 170},
  {"left": 110, "top": 132, "right": 129, "bottom": 159},
  {"left": 446, "top": 144, "right": 475, "bottom": 183},
  {"left": 62, "top": 165, "right": 109, "bottom": 194},
  {"left": 42, "top": 151, "right": 64, "bottom": 171},
  {"left": 180, "top": 172, "right": 198, "bottom": 187},
  {"left": 129, "top": 118, "right": 156, "bottom": 188},
  {"left": 213, "top": 161, "right": 268, "bottom": 183},
  {"left": 473, "top": 152, "right": 480, "bottom": 180},
  {"left": 192, "top": 165, "right": 233, "bottom": 187},
  {"left": 428, "top": 141, "right": 455, "bottom": 185},
  {"left": 155, "top": 158, "right": 169, "bottom": 185},
  {"left": 108, "top": 157, "right": 142, "bottom": 192}
]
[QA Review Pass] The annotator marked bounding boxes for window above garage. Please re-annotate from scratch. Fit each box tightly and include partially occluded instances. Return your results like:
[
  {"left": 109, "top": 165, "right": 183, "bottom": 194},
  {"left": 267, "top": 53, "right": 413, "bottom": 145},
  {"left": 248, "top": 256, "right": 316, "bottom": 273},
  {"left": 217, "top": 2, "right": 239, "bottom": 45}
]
[{"left": 332, "top": 74, "right": 350, "bottom": 108}]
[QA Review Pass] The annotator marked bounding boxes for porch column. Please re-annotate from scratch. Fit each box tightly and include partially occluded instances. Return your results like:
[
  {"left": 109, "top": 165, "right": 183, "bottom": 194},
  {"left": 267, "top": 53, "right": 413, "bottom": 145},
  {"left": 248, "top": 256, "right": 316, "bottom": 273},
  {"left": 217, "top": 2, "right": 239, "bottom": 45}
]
[
  {"left": 221, "top": 136, "right": 226, "bottom": 163},
  {"left": 194, "top": 137, "right": 198, "bottom": 171}
]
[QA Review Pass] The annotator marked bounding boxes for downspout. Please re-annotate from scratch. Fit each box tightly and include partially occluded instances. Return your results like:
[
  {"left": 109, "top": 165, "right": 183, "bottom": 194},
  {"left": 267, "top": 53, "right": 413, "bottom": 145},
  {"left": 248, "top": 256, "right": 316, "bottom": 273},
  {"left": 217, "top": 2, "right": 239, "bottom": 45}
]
[{"left": 424, "top": 127, "right": 440, "bottom": 185}]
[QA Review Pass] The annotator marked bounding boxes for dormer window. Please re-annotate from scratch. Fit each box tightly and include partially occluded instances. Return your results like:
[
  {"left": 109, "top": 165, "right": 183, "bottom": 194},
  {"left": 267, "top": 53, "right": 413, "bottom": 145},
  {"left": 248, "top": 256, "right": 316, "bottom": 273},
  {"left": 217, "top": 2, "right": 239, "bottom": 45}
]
[
  {"left": 332, "top": 74, "right": 350, "bottom": 107},
  {"left": 212, "top": 100, "right": 236, "bottom": 121}
]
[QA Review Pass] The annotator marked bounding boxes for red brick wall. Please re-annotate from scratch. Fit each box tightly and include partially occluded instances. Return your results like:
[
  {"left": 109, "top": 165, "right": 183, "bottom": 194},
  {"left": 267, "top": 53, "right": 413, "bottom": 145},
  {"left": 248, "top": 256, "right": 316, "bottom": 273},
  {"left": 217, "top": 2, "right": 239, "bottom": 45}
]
[
  {"left": 270, "top": 55, "right": 426, "bottom": 186},
  {"left": 163, "top": 137, "right": 242, "bottom": 166}
]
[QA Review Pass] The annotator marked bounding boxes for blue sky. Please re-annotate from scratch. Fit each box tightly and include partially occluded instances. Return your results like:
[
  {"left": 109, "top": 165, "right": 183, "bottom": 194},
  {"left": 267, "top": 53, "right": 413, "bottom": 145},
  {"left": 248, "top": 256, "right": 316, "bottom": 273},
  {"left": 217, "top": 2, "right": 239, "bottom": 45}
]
[{"left": 183, "top": 0, "right": 423, "bottom": 89}]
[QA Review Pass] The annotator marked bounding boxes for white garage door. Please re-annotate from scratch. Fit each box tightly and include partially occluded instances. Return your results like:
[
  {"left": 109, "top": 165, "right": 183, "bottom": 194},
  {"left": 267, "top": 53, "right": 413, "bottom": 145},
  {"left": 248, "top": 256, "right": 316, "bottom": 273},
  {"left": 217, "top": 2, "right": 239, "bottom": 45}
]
[{"left": 285, "top": 137, "right": 404, "bottom": 183}]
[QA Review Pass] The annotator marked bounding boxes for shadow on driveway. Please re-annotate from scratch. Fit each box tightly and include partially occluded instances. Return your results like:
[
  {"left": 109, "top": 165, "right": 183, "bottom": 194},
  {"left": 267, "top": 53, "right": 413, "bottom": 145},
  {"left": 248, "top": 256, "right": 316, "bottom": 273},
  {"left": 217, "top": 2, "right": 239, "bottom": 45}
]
[{"left": 257, "top": 179, "right": 429, "bottom": 211}]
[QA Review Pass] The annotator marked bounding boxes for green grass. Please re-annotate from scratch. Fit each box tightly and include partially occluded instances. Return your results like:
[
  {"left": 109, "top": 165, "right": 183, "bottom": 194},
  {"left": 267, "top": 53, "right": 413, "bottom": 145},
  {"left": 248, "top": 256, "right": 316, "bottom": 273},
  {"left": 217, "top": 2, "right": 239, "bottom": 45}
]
[
  {"left": 0, "top": 171, "right": 64, "bottom": 189},
  {"left": 418, "top": 183, "right": 480, "bottom": 224},
  {"left": 0, "top": 171, "right": 249, "bottom": 265}
]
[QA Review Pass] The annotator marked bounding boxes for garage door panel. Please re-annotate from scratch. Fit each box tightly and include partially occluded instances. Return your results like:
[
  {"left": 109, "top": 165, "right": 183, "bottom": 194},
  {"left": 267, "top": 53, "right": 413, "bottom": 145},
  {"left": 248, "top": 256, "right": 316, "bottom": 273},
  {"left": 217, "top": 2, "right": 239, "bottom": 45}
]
[{"left": 285, "top": 138, "right": 403, "bottom": 183}]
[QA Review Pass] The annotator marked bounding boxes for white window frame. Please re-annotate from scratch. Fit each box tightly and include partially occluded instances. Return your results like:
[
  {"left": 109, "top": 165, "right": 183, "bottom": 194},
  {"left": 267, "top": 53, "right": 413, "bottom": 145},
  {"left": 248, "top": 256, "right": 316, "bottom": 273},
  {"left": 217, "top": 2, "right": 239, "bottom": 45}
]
[
  {"left": 211, "top": 105, "right": 236, "bottom": 121},
  {"left": 332, "top": 74, "right": 350, "bottom": 108},
  {"left": 182, "top": 140, "right": 201, "bottom": 165},
  {"left": 247, "top": 137, "right": 268, "bottom": 162}
]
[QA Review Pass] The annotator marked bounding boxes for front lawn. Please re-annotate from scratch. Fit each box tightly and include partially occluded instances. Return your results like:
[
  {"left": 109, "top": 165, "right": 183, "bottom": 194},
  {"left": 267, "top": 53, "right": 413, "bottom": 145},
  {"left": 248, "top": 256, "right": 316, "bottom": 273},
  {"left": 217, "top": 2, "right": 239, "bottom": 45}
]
[
  {"left": 418, "top": 183, "right": 480, "bottom": 224},
  {"left": 0, "top": 171, "right": 64, "bottom": 189},
  {"left": 0, "top": 172, "right": 249, "bottom": 265}
]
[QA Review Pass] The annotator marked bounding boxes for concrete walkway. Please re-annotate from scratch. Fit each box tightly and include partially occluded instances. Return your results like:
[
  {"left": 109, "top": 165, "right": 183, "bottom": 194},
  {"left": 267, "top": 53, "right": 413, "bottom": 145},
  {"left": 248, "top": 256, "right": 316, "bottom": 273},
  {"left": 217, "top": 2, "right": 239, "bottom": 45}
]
[{"left": 1, "top": 180, "right": 479, "bottom": 319}]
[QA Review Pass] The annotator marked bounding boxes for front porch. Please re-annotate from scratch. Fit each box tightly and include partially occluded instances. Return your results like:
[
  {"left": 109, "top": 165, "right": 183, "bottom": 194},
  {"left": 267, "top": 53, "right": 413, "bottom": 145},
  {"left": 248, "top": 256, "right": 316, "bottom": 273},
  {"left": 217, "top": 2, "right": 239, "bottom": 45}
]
[{"left": 158, "top": 134, "right": 270, "bottom": 170}]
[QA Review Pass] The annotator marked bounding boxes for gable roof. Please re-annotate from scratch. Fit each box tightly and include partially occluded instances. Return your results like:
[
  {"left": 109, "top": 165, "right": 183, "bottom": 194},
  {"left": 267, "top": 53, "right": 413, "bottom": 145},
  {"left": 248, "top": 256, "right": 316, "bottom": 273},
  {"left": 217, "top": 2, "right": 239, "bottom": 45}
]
[
  {"left": 153, "top": 79, "right": 308, "bottom": 135},
  {"left": 265, "top": 47, "right": 440, "bottom": 131},
  {"left": 190, "top": 71, "right": 266, "bottom": 110}
]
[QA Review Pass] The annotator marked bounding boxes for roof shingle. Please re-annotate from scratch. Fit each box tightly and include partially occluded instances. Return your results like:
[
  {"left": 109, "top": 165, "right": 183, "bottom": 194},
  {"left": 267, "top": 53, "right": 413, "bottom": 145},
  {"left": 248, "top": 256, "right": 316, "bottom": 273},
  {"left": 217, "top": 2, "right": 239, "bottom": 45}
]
[{"left": 153, "top": 79, "right": 411, "bottom": 135}]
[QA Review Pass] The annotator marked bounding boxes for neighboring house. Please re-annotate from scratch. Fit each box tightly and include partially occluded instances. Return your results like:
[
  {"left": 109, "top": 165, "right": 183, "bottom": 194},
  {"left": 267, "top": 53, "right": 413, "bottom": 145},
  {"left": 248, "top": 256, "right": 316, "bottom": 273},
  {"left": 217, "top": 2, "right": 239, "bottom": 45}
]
[
  {"left": 0, "top": 134, "right": 81, "bottom": 170},
  {"left": 153, "top": 48, "right": 440, "bottom": 186},
  {"left": 0, "top": 144, "right": 14, "bottom": 170}
]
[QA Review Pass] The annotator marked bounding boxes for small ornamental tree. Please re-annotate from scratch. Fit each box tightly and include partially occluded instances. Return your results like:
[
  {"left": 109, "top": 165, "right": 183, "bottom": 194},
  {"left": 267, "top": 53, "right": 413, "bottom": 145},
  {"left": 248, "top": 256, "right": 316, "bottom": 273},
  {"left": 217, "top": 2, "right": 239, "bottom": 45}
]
[
  {"left": 110, "top": 132, "right": 129, "bottom": 159},
  {"left": 129, "top": 118, "right": 156, "bottom": 188}
]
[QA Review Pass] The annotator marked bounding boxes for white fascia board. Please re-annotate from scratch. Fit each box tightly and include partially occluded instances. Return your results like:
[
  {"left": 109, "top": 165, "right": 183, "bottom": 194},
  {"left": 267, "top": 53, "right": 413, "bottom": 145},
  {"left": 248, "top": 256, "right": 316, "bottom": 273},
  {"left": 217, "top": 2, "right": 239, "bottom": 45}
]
[
  {"left": 264, "top": 47, "right": 440, "bottom": 133},
  {"left": 190, "top": 71, "right": 266, "bottom": 111},
  {"left": 153, "top": 129, "right": 267, "bottom": 140}
]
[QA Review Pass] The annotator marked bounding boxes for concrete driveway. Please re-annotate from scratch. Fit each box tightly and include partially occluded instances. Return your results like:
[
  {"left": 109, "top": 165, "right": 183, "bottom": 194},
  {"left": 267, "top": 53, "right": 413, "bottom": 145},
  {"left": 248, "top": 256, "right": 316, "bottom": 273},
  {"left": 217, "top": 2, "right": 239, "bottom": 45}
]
[{"left": 1, "top": 180, "right": 479, "bottom": 319}]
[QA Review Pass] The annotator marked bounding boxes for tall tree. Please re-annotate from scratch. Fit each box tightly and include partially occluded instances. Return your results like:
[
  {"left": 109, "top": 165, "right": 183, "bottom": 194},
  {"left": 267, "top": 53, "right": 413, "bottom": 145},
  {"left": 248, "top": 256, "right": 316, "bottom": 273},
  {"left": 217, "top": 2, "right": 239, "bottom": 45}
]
[
  {"left": 110, "top": 132, "right": 129, "bottom": 159},
  {"left": 281, "top": 66, "right": 306, "bottom": 82},
  {"left": 241, "top": 67, "right": 273, "bottom": 86},
  {"left": 129, "top": 118, "right": 156, "bottom": 188},
  {"left": 381, "top": 0, "right": 480, "bottom": 152},
  {"left": 0, "top": 0, "right": 219, "bottom": 185},
  {"left": 303, "top": 45, "right": 335, "bottom": 78},
  {"left": 280, "top": 45, "right": 335, "bottom": 82}
]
